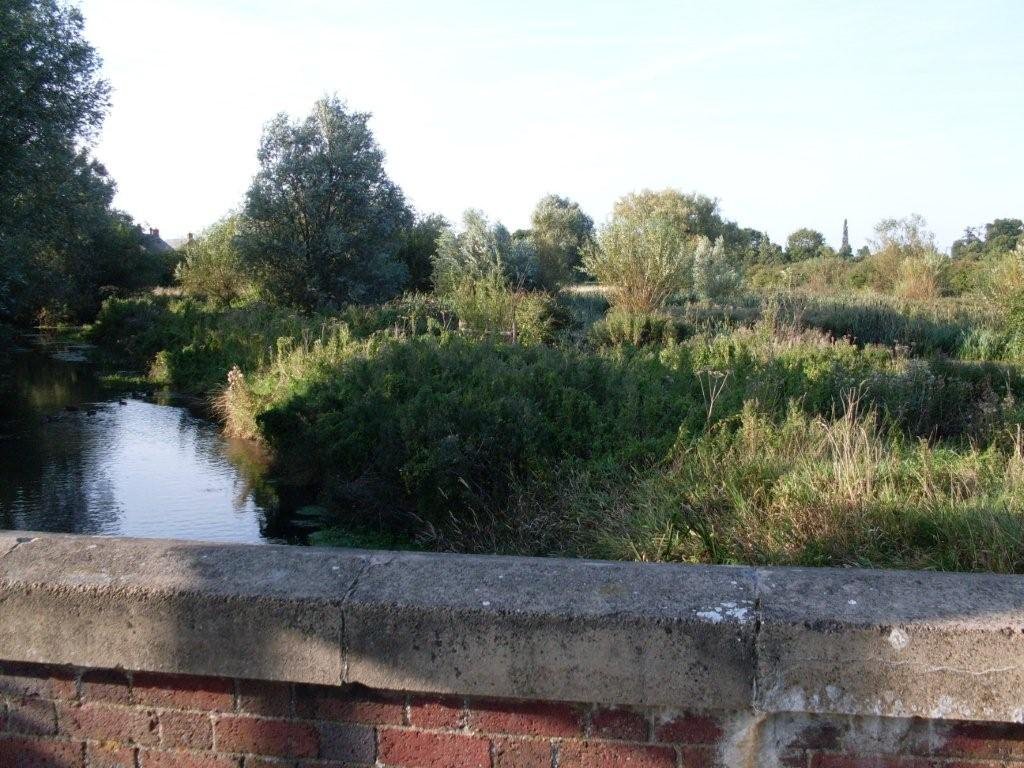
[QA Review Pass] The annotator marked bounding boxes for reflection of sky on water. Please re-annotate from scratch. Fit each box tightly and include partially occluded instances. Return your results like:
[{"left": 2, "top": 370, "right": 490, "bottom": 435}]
[{"left": 0, "top": 341, "right": 280, "bottom": 543}]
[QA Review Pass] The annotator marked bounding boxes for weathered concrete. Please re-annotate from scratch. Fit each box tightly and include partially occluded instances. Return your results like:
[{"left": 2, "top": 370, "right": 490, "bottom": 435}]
[
  {"left": 344, "top": 551, "right": 756, "bottom": 708},
  {"left": 0, "top": 533, "right": 372, "bottom": 684},
  {"left": 2, "top": 532, "right": 1024, "bottom": 723},
  {"left": 756, "top": 566, "right": 1024, "bottom": 723}
]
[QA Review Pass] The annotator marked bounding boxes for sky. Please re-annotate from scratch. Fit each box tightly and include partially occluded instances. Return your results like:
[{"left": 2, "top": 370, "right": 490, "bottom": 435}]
[{"left": 79, "top": 0, "right": 1024, "bottom": 250}]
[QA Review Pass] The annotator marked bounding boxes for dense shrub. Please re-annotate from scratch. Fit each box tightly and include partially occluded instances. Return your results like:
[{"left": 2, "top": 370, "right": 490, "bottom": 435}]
[
  {"left": 589, "top": 308, "right": 686, "bottom": 348},
  {"left": 256, "top": 336, "right": 702, "bottom": 530},
  {"left": 584, "top": 210, "right": 692, "bottom": 312},
  {"left": 175, "top": 215, "right": 254, "bottom": 304},
  {"left": 691, "top": 236, "right": 741, "bottom": 301}
]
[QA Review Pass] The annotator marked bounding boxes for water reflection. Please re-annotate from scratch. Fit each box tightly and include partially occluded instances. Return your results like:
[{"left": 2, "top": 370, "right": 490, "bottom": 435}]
[{"left": 0, "top": 336, "right": 289, "bottom": 543}]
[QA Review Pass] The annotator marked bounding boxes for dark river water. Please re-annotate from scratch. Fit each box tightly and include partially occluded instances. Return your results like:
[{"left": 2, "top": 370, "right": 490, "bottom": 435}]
[{"left": 0, "top": 335, "right": 289, "bottom": 543}]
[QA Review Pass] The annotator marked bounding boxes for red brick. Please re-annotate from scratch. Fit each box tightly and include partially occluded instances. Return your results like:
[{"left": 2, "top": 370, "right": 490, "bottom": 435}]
[
  {"left": 50, "top": 675, "right": 80, "bottom": 703},
  {"left": 408, "top": 696, "right": 463, "bottom": 729},
  {"left": 81, "top": 670, "right": 131, "bottom": 705},
  {"left": 237, "top": 681, "right": 293, "bottom": 718},
  {"left": 937, "top": 721, "right": 1024, "bottom": 758},
  {"left": 654, "top": 713, "right": 722, "bottom": 745},
  {"left": 132, "top": 674, "right": 234, "bottom": 712},
  {"left": 559, "top": 741, "right": 676, "bottom": 768},
  {"left": 316, "top": 722, "right": 375, "bottom": 763},
  {"left": 491, "top": 736, "right": 554, "bottom": 768},
  {"left": 810, "top": 757, "right": 943, "bottom": 768},
  {"left": 0, "top": 735, "right": 84, "bottom": 768},
  {"left": 4, "top": 698, "right": 57, "bottom": 736},
  {"left": 242, "top": 760, "right": 294, "bottom": 768},
  {"left": 467, "top": 700, "right": 582, "bottom": 737},
  {"left": 138, "top": 752, "right": 239, "bottom": 768},
  {"left": 787, "top": 721, "right": 842, "bottom": 752},
  {"left": 215, "top": 716, "right": 317, "bottom": 759},
  {"left": 87, "top": 744, "right": 136, "bottom": 768},
  {"left": 159, "top": 711, "right": 213, "bottom": 750},
  {"left": 378, "top": 729, "right": 490, "bottom": 768},
  {"left": 0, "top": 664, "right": 75, "bottom": 702},
  {"left": 58, "top": 703, "right": 158, "bottom": 746},
  {"left": 241, "top": 760, "right": 293, "bottom": 768},
  {"left": 295, "top": 685, "right": 405, "bottom": 725},
  {"left": 591, "top": 708, "right": 648, "bottom": 741},
  {"left": 679, "top": 745, "right": 717, "bottom": 768}
]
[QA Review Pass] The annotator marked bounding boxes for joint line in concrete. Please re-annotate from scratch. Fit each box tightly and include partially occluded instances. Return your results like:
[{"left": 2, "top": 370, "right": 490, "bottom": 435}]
[{"left": 339, "top": 554, "right": 394, "bottom": 683}]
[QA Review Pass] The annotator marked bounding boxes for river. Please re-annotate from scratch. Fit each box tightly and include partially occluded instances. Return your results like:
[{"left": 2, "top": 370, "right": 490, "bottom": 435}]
[{"left": 0, "top": 334, "right": 294, "bottom": 543}]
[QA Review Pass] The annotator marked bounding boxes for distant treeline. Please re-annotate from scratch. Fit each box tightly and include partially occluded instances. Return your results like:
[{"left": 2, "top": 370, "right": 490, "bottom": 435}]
[{"left": 3, "top": 3, "right": 1022, "bottom": 329}]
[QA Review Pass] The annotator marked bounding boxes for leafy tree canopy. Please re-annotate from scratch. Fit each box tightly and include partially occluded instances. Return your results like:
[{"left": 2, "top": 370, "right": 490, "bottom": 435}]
[
  {"left": 432, "top": 210, "right": 537, "bottom": 292},
  {"left": 870, "top": 214, "right": 936, "bottom": 259},
  {"left": 396, "top": 214, "right": 449, "bottom": 292},
  {"left": 529, "top": 195, "right": 594, "bottom": 290},
  {"left": 238, "top": 96, "right": 412, "bottom": 309},
  {"left": 0, "top": 0, "right": 158, "bottom": 323},
  {"left": 785, "top": 228, "right": 827, "bottom": 262}
]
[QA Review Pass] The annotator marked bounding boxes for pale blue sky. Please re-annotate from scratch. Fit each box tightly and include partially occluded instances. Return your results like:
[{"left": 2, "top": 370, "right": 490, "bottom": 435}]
[{"left": 80, "top": 0, "right": 1023, "bottom": 249}]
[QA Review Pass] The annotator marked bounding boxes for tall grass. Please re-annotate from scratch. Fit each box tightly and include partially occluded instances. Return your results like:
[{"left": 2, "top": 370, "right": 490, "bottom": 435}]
[{"left": 602, "top": 398, "right": 1024, "bottom": 572}]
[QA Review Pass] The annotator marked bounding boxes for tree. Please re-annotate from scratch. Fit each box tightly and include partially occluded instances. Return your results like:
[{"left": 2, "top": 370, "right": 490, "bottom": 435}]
[
  {"left": 583, "top": 198, "right": 694, "bottom": 313},
  {"left": 176, "top": 214, "right": 253, "bottom": 304},
  {"left": 755, "top": 232, "right": 784, "bottom": 264},
  {"left": 529, "top": 195, "right": 594, "bottom": 290},
  {"left": 432, "top": 210, "right": 537, "bottom": 291},
  {"left": 432, "top": 211, "right": 547, "bottom": 341},
  {"left": 870, "top": 214, "right": 935, "bottom": 259},
  {"left": 0, "top": 0, "right": 149, "bottom": 322},
  {"left": 951, "top": 227, "right": 983, "bottom": 260},
  {"left": 396, "top": 214, "right": 449, "bottom": 292},
  {"left": 238, "top": 96, "right": 412, "bottom": 309},
  {"left": 692, "top": 236, "right": 741, "bottom": 301},
  {"left": 983, "top": 218, "right": 1023, "bottom": 255},
  {"left": 838, "top": 219, "right": 853, "bottom": 259},
  {"left": 785, "top": 228, "right": 827, "bottom": 262},
  {"left": 612, "top": 189, "right": 726, "bottom": 245}
]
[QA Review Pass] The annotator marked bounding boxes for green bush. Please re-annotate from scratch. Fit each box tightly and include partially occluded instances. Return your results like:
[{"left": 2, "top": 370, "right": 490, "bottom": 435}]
[
  {"left": 257, "top": 336, "right": 701, "bottom": 530},
  {"left": 175, "top": 215, "right": 255, "bottom": 305},
  {"left": 589, "top": 308, "right": 686, "bottom": 348}
]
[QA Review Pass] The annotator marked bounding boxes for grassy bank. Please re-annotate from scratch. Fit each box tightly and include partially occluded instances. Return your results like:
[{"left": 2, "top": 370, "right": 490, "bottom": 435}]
[{"left": 88, "top": 288, "right": 1024, "bottom": 572}]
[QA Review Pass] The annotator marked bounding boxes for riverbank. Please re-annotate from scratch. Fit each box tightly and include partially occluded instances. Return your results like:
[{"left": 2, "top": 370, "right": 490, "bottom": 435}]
[{"left": 86, "top": 290, "right": 1024, "bottom": 572}]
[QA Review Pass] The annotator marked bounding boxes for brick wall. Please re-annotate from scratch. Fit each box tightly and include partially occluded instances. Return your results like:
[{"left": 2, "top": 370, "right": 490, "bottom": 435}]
[{"left": 3, "top": 661, "right": 1024, "bottom": 768}]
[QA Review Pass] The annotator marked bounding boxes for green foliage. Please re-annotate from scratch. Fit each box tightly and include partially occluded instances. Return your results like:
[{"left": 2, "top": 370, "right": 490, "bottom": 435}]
[
  {"left": 237, "top": 96, "right": 412, "bottom": 309},
  {"left": 692, "top": 236, "right": 741, "bottom": 301},
  {"left": 430, "top": 210, "right": 550, "bottom": 341},
  {"left": 838, "top": 218, "right": 853, "bottom": 259},
  {"left": 611, "top": 400, "right": 1024, "bottom": 572},
  {"left": 93, "top": 276, "right": 1024, "bottom": 571},
  {"left": 175, "top": 215, "right": 254, "bottom": 305},
  {"left": 432, "top": 210, "right": 537, "bottom": 291},
  {"left": 396, "top": 214, "right": 449, "bottom": 292},
  {"left": 611, "top": 189, "right": 725, "bottom": 243},
  {"left": 529, "top": 195, "right": 594, "bottom": 290},
  {"left": 257, "top": 335, "right": 699, "bottom": 530},
  {"left": 589, "top": 309, "right": 684, "bottom": 348},
  {"left": 785, "top": 228, "right": 827, "bottom": 262},
  {"left": 0, "top": 0, "right": 163, "bottom": 323},
  {"left": 444, "top": 273, "right": 554, "bottom": 344},
  {"left": 584, "top": 198, "right": 694, "bottom": 312}
]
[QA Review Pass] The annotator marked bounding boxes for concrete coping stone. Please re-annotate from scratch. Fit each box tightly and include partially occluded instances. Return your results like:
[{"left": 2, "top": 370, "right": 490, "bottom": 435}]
[{"left": 0, "top": 532, "right": 1022, "bottom": 722}]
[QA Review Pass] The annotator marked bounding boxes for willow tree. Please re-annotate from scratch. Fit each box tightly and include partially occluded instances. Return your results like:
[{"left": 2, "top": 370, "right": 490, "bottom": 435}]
[
  {"left": 239, "top": 96, "right": 412, "bottom": 308},
  {"left": 529, "top": 195, "right": 594, "bottom": 290}
]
